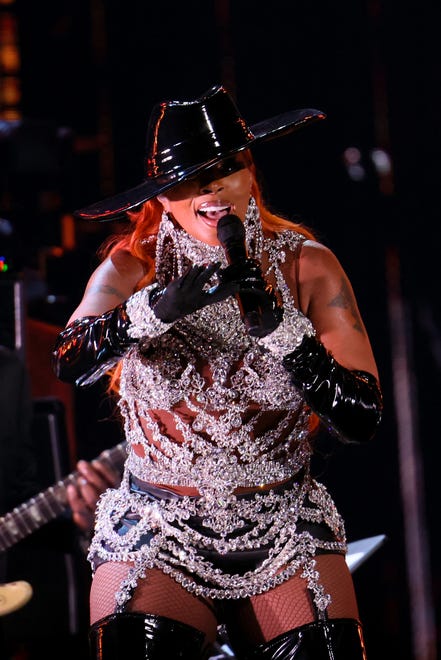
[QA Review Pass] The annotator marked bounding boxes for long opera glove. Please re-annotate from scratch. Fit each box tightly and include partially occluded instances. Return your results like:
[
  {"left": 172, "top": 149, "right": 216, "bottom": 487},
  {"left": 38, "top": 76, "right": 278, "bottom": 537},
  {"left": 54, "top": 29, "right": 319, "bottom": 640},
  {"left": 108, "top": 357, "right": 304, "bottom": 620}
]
[
  {"left": 52, "top": 262, "right": 232, "bottom": 387},
  {"left": 52, "top": 305, "right": 137, "bottom": 387},
  {"left": 52, "top": 283, "right": 171, "bottom": 387},
  {"left": 282, "top": 334, "right": 383, "bottom": 443}
]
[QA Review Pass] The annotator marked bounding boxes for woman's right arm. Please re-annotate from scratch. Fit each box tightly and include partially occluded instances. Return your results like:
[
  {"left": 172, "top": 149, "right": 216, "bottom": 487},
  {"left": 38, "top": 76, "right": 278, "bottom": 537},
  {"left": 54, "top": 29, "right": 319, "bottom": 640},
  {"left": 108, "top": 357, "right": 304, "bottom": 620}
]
[
  {"left": 52, "top": 250, "right": 152, "bottom": 387},
  {"left": 52, "top": 249, "right": 246, "bottom": 386},
  {"left": 68, "top": 249, "right": 145, "bottom": 322}
]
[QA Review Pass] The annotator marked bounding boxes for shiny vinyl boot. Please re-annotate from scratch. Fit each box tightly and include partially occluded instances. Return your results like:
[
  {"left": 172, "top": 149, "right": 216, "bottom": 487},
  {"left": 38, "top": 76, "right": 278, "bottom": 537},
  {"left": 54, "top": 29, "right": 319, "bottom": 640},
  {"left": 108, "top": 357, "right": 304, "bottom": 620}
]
[
  {"left": 239, "top": 618, "right": 367, "bottom": 659},
  {"left": 89, "top": 612, "right": 208, "bottom": 659}
]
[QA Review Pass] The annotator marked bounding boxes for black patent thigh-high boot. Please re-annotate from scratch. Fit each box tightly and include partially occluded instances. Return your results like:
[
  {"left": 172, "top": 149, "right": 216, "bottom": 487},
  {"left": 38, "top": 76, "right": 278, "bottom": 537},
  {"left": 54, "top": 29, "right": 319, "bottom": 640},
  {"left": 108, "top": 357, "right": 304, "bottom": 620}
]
[
  {"left": 241, "top": 618, "right": 367, "bottom": 659},
  {"left": 89, "top": 612, "right": 209, "bottom": 659}
]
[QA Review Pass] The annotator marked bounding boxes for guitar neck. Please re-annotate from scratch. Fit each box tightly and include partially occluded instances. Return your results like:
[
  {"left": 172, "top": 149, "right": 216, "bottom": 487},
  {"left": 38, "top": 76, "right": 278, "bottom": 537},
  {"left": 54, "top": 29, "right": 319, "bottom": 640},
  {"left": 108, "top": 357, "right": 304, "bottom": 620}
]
[{"left": 0, "top": 442, "right": 127, "bottom": 552}]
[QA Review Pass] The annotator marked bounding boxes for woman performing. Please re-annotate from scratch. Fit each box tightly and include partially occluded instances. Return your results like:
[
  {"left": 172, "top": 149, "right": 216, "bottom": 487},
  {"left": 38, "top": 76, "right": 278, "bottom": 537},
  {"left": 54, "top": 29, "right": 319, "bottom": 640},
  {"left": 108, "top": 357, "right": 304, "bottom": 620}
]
[{"left": 53, "top": 84, "right": 382, "bottom": 659}]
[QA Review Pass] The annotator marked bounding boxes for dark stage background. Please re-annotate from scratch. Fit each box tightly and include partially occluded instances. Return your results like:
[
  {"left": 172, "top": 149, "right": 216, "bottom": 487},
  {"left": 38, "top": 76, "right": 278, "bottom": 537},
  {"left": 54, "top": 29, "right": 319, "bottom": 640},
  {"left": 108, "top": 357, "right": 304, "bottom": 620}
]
[{"left": 1, "top": 1, "right": 440, "bottom": 658}]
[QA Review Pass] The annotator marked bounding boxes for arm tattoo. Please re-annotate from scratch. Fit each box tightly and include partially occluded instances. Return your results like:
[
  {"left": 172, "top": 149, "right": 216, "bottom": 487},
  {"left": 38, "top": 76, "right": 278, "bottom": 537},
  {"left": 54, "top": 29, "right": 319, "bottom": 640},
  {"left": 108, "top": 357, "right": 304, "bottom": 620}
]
[
  {"left": 89, "top": 284, "right": 127, "bottom": 302},
  {"left": 329, "top": 278, "right": 365, "bottom": 334}
]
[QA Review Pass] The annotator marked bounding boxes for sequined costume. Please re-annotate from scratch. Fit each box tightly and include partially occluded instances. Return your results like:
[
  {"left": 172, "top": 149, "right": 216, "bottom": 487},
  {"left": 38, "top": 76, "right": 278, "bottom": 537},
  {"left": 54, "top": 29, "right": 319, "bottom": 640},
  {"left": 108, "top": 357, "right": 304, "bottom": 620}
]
[{"left": 88, "top": 199, "right": 347, "bottom": 615}]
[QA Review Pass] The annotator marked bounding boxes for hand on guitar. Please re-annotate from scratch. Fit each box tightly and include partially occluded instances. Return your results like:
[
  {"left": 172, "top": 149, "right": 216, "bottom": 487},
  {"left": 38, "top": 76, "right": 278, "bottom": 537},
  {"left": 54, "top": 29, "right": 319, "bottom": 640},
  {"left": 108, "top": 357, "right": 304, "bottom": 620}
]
[
  {"left": 0, "top": 443, "right": 127, "bottom": 552},
  {"left": 66, "top": 459, "right": 121, "bottom": 536}
]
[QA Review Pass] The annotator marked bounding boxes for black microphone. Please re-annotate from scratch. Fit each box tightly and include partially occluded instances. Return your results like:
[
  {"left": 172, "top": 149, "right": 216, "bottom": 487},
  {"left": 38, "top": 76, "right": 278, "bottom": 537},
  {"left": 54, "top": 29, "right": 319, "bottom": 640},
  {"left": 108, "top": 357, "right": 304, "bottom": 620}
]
[{"left": 217, "top": 214, "right": 268, "bottom": 337}]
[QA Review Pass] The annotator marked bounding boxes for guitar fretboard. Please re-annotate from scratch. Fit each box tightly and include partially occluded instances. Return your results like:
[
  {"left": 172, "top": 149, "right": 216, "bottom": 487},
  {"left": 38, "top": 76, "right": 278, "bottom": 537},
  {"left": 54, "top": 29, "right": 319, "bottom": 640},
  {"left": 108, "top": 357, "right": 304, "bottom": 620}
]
[{"left": 0, "top": 442, "right": 127, "bottom": 552}]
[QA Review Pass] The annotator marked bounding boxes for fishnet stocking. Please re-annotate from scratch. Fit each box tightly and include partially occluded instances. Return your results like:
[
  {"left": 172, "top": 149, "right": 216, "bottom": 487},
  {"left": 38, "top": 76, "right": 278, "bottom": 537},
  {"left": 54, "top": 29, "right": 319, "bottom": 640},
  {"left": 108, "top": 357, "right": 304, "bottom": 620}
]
[
  {"left": 90, "top": 555, "right": 358, "bottom": 648},
  {"left": 90, "top": 563, "right": 218, "bottom": 642},
  {"left": 222, "top": 554, "right": 359, "bottom": 646}
]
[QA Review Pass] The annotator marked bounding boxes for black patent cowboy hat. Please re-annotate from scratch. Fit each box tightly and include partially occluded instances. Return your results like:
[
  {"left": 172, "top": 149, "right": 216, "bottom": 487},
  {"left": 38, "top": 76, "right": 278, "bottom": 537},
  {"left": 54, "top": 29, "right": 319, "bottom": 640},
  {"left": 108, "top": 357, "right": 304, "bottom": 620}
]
[{"left": 75, "top": 85, "right": 326, "bottom": 222}]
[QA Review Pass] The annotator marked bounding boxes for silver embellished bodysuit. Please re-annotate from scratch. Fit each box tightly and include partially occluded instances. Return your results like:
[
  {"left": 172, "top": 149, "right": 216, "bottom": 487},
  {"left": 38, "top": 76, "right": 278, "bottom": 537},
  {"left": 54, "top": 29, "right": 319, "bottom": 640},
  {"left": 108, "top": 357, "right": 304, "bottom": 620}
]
[{"left": 88, "top": 202, "right": 347, "bottom": 614}]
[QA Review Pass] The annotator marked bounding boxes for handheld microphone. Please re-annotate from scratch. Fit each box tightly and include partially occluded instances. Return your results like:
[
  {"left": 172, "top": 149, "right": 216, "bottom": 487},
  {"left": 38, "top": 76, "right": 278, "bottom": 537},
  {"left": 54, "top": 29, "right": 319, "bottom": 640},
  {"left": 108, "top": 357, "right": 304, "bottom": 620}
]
[{"left": 217, "top": 214, "right": 268, "bottom": 337}]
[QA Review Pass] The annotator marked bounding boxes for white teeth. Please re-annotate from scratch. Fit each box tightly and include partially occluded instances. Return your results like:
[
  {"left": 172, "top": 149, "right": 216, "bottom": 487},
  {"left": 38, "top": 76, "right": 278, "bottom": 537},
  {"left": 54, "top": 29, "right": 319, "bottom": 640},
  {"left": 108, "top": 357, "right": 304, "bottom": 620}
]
[
  {"left": 197, "top": 205, "right": 231, "bottom": 214},
  {"left": 200, "top": 205, "right": 229, "bottom": 212}
]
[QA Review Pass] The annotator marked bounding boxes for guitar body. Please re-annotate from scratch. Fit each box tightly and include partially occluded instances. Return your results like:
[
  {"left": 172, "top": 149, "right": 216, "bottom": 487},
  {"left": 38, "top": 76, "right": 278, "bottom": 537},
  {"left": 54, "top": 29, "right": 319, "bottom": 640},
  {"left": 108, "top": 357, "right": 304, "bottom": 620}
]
[{"left": 0, "top": 580, "right": 33, "bottom": 617}]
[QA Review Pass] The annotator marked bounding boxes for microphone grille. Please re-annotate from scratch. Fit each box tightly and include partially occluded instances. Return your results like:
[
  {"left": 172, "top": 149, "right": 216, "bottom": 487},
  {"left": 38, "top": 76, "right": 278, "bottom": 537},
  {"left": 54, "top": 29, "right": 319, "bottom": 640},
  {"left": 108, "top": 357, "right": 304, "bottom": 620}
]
[{"left": 216, "top": 214, "right": 245, "bottom": 244}]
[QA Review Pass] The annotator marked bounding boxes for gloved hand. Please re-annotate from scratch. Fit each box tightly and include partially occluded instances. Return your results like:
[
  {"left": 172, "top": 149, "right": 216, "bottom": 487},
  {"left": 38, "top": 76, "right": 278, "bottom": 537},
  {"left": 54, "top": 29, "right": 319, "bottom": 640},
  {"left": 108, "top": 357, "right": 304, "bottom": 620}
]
[
  {"left": 150, "top": 262, "right": 225, "bottom": 322},
  {"left": 217, "top": 258, "right": 283, "bottom": 337},
  {"left": 151, "top": 259, "right": 282, "bottom": 338}
]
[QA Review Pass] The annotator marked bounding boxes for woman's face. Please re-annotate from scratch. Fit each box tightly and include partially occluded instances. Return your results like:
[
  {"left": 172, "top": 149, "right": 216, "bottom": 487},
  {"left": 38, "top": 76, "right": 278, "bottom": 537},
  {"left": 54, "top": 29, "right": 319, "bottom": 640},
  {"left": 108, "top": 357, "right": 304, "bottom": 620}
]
[{"left": 156, "top": 152, "right": 253, "bottom": 246}]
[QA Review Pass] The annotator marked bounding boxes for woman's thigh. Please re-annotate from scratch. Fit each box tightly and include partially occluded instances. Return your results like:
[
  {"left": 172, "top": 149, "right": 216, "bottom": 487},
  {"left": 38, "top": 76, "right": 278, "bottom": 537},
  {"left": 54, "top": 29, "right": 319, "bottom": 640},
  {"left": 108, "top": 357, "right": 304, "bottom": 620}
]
[
  {"left": 90, "top": 562, "right": 218, "bottom": 643},
  {"left": 223, "top": 554, "right": 360, "bottom": 646}
]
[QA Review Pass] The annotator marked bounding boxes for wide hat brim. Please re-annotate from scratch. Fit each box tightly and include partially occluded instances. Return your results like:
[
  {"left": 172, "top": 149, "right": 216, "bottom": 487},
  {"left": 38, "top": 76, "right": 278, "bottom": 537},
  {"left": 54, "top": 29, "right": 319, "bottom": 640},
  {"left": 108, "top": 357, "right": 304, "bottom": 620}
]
[{"left": 75, "top": 92, "right": 326, "bottom": 222}]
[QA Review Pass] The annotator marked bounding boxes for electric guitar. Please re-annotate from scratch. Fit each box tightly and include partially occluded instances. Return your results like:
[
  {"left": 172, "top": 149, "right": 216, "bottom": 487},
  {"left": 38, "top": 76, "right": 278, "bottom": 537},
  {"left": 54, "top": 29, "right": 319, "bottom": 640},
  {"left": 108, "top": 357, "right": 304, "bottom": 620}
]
[{"left": 0, "top": 442, "right": 127, "bottom": 552}]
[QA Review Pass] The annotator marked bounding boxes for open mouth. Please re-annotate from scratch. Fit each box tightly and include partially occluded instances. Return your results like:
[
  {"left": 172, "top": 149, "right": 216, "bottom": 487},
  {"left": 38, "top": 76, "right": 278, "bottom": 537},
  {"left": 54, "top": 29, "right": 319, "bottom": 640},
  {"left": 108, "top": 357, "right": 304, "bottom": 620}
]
[{"left": 197, "top": 201, "right": 233, "bottom": 223}]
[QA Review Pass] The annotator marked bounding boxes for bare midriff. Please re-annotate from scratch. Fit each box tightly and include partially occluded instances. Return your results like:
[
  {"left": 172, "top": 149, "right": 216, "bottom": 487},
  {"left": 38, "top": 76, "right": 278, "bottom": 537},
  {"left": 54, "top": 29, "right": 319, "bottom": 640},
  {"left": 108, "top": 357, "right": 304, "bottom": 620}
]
[{"left": 129, "top": 402, "right": 302, "bottom": 497}]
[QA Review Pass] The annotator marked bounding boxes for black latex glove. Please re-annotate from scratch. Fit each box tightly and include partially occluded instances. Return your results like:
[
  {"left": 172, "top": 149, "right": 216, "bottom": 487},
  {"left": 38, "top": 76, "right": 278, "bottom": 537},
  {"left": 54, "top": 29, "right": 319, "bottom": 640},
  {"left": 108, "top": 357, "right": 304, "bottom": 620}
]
[
  {"left": 218, "top": 258, "right": 283, "bottom": 337},
  {"left": 152, "top": 259, "right": 282, "bottom": 337},
  {"left": 52, "top": 304, "right": 136, "bottom": 386},
  {"left": 151, "top": 263, "right": 227, "bottom": 323},
  {"left": 283, "top": 334, "right": 383, "bottom": 443}
]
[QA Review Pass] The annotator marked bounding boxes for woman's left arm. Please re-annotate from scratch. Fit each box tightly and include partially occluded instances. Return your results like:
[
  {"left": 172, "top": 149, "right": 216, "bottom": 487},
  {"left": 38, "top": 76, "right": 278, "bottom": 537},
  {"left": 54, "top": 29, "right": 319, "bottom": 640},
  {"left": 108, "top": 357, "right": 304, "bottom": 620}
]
[{"left": 260, "top": 240, "right": 383, "bottom": 443}]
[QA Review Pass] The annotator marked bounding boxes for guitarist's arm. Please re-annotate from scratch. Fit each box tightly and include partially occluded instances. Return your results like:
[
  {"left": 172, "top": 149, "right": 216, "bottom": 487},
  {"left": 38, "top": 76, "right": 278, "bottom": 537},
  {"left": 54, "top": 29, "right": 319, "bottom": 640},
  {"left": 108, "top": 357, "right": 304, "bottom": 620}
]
[
  {"left": 66, "top": 458, "right": 122, "bottom": 538},
  {"left": 0, "top": 442, "right": 126, "bottom": 553}
]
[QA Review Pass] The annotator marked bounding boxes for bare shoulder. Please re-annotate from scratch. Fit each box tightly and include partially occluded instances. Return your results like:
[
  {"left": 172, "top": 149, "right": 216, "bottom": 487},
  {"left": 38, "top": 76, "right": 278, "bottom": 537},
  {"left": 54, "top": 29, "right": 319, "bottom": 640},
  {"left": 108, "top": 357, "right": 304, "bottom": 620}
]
[
  {"left": 67, "top": 250, "right": 146, "bottom": 322},
  {"left": 299, "top": 239, "right": 343, "bottom": 275},
  {"left": 296, "top": 239, "right": 359, "bottom": 317},
  {"left": 87, "top": 250, "right": 145, "bottom": 295},
  {"left": 296, "top": 239, "right": 349, "bottom": 294},
  {"left": 110, "top": 248, "right": 146, "bottom": 280}
]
